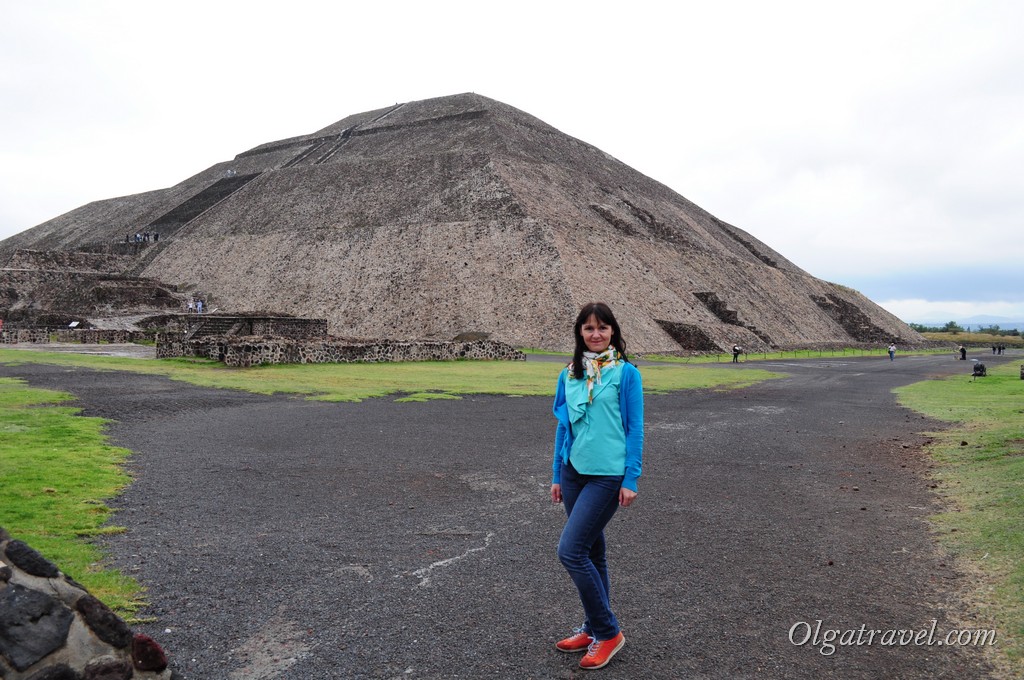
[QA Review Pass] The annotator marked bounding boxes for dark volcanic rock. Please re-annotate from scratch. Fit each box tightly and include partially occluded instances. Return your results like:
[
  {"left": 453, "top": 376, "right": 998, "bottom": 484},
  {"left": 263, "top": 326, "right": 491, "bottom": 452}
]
[
  {"left": 75, "top": 597, "right": 132, "bottom": 650},
  {"left": 24, "top": 665, "right": 81, "bottom": 680},
  {"left": 3, "top": 541, "right": 59, "bottom": 579},
  {"left": 0, "top": 585, "right": 74, "bottom": 671}
]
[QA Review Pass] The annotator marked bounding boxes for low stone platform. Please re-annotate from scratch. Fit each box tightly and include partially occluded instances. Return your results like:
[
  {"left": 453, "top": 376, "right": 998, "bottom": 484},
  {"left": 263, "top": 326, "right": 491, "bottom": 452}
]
[{"left": 157, "top": 335, "right": 525, "bottom": 366}]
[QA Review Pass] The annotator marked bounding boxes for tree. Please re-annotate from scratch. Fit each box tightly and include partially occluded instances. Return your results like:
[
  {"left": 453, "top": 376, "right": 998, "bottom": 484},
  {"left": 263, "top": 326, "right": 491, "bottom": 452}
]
[{"left": 942, "top": 321, "right": 964, "bottom": 333}]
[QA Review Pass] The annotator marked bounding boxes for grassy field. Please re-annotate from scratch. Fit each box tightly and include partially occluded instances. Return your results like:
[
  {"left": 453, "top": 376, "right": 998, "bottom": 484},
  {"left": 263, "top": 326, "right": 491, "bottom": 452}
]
[
  {"left": 0, "top": 348, "right": 780, "bottom": 616},
  {"left": 895, "top": 360, "right": 1024, "bottom": 672},
  {"left": 0, "top": 348, "right": 779, "bottom": 401},
  {"left": 921, "top": 331, "right": 1023, "bottom": 348},
  {"left": 643, "top": 346, "right": 954, "bottom": 363},
  {"left": 0, "top": 377, "right": 142, "bottom": 613}
]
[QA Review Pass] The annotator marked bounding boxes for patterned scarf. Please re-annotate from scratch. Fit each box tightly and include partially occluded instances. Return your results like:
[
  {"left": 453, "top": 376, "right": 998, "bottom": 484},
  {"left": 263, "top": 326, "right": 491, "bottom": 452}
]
[{"left": 575, "top": 347, "right": 619, "bottom": 404}]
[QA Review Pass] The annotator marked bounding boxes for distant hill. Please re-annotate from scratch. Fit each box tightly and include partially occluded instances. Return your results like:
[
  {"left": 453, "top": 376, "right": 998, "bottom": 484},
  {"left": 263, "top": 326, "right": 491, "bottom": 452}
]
[{"left": 0, "top": 93, "right": 924, "bottom": 352}]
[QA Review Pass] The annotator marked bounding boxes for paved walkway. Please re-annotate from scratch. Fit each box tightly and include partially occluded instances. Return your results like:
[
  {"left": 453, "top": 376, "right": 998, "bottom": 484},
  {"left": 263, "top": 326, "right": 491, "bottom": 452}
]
[
  {"left": 2, "top": 351, "right": 1015, "bottom": 679},
  {"left": 1, "top": 342, "right": 156, "bottom": 358}
]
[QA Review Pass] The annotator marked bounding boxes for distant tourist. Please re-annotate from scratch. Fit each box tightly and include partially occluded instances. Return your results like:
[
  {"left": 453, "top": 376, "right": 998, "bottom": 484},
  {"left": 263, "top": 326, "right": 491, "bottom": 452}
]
[
  {"left": 959, "top": 345, "right": 967, "bottom": 360},
  {"left": 187, "top": 300, "right": 195, "bottom": 314},
  {"left": 888, "top": 343, "right": 896, "bottom": 361},
  {"left": 196, "top": 300, "right": 204, "bottom": 314},
  {"left": 549, "top": 302, "right": 642, "bottom": 670},
  {"left": 993, "top": 345, "right": 997, "bottom": 354},
  {"left": 732, "top": 344, "right": 742, "bottom": 363}
]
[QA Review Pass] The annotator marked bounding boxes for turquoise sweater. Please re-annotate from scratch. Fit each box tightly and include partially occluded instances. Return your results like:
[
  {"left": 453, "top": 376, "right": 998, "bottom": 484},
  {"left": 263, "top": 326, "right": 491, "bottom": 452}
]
[{"left": 551, "top": 362, "right": 644, "bottom": 492}]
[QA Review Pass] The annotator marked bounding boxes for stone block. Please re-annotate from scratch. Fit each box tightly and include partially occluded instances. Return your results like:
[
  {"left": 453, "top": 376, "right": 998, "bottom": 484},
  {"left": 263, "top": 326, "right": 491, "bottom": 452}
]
[
  {"left": 3, "top": 542, "right": 60, "bottom": 579},
  {"left": 0, "top": 585, "right": 75, "bottom": 671}
]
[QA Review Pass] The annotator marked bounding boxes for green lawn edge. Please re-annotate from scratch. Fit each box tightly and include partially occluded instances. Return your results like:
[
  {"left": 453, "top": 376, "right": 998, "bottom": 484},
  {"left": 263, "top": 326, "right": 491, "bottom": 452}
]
[
  {"left": 895, "top": 361, "right": 1024, "bottom": 672},
  {"left": 0, "top": 377, "right": 143, "bottom": 615},
  {"left": 0, "top": 348, "right": 781, "bottom": 402},
  {"left": 643, "top": 346, "right": 959, "bottom": 364}
]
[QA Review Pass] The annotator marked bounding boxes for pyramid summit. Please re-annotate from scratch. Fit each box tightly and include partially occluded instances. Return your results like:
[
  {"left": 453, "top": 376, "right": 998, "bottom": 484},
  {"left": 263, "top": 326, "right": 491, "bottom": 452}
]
[{"left": 0, "top": 93, "right": 921, "bottom": 352}]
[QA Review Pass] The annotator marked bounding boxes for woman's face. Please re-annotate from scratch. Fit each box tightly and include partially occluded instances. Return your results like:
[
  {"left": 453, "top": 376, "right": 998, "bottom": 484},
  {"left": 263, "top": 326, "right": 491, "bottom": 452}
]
[{"left": 580, "top": 314, "right": 613, "bottom": 353}]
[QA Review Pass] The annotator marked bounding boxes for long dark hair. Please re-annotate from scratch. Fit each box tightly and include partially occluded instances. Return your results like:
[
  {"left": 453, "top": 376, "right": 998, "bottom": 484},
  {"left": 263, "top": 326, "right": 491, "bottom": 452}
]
[{"left": 571, "top": 302, "right": 629, "bottom": 379}]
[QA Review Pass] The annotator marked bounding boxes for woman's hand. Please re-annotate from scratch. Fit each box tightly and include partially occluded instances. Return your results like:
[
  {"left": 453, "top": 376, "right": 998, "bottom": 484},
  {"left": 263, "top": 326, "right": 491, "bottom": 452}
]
[
  {"left": 619, "top": 487, "right": 637, "bottom": 507},
  {"left": 550, "top": 483, "right": 562, "bottom": 504}
]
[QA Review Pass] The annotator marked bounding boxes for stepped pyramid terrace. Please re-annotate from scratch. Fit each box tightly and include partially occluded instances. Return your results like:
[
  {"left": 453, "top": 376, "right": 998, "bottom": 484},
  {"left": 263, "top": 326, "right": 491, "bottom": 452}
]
[{"left": 0, "top": 93, "right": 923, "bottom": 353}]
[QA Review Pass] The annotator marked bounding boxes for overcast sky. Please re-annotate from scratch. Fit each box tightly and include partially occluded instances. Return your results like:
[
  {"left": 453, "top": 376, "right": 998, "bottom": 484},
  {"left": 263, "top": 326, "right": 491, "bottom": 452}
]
[{"left": 2, "top": 0, "right": 1022, "bottom": 324}]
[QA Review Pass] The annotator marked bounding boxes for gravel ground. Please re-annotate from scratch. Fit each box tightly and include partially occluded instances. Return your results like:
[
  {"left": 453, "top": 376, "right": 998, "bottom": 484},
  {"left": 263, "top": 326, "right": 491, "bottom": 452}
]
[{"left": 2, "top": 351, "right": 1015, "bottom": 679}]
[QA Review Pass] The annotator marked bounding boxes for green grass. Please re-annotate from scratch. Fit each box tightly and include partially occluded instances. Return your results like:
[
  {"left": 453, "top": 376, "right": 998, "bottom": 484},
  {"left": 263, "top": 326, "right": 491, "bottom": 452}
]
[
  {"left": 922, "top": 331, "right": 1023, "bottom": 347},
  {"left": 645, "top": 346, "right": 973, "bottom": 364},
  {"left": 645, "top": 347, "right": 902, "bottom": 363},
  {"left": 0, "top": 377, "right": 142, "bottom": 614},
  {"left": 0, "top": 348, "right": 780, "bottom": 402},
  {"left": 895, "top": 361, "right": 1024, "bottom": 671},
  {"left": 519, "top": 347, "right": 572, "bottom": 356}
]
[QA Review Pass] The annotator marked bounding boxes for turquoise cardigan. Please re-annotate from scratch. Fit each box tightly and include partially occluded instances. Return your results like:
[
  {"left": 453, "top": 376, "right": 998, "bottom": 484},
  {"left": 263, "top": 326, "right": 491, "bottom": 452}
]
[{"left": 552, "top": 362, "right": 644, "bottom": 492}]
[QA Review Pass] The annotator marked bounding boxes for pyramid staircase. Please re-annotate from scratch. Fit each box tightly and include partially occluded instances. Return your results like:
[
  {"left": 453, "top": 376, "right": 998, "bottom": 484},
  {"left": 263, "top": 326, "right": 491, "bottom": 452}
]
[
  {"left": 182, "top": 316, "right": 244, "bottom": 341},
  {"left": 146, "top": 172, "right": 262, "bottom": 235}
]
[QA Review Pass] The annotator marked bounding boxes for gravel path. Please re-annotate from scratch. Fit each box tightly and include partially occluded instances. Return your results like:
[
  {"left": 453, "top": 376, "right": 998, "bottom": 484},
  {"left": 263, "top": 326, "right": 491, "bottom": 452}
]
[{"left": 2, "top": 351, "right": 1014, "bottom": 679}]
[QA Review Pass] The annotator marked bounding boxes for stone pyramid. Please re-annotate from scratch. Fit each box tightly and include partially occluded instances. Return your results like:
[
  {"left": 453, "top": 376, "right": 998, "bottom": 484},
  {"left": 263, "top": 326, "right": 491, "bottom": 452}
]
[{"left": 0, "top": 93, "right": 921, "bottom": 352}]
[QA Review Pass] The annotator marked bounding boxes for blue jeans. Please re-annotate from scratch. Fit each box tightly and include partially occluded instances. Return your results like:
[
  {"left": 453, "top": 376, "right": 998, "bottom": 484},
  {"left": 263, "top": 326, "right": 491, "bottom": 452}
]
[{"left": 557, "top": 460, "right": 623, "bottom": 640}]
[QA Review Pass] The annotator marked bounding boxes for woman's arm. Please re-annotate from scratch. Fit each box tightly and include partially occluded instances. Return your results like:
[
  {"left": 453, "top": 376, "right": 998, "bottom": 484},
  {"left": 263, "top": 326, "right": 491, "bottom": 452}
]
[
  {"left": 621, "top": 364, "right": 644, "bottom": 492},
  {"left": 552, "top": 368, "right": 569, "bottom": 486}
]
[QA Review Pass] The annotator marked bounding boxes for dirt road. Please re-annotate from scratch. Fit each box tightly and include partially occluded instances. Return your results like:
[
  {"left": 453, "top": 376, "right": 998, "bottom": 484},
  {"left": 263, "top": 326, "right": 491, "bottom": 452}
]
[{"left": 2, "top": 351, "right": 1011, "bottom": 679}]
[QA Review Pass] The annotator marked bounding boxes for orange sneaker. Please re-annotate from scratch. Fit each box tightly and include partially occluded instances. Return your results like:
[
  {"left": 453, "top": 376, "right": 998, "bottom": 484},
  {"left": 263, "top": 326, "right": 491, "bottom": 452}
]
[
  {"left": 579, "top": 632, "right": 625, "bottom": 670},
  {"left": 556, "top": 627, "right": 594, "bottom": 653}
]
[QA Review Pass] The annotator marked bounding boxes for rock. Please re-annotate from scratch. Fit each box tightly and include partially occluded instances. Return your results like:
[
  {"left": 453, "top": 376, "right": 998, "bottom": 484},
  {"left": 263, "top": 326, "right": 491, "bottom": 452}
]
[
  {"left": 3, "top": 542, "right": 60, "bottom": 579},
  {"left": 0, "top": 585, "right": 75, "bottom": 671},
  {"left": 75, "top": 597, "right": 132, "bottom": 650},
  {"left": 0, "top": 532, "right": 174, "bottom": 679},
  {"left": 24, "top": 664, "right": 81, "bottom": 680},
  {"left": 81, "top": 657, "right": 132, "bottom": 680},
  {"left": 131, "top": 634, "right": 168, "bottom": 673}
]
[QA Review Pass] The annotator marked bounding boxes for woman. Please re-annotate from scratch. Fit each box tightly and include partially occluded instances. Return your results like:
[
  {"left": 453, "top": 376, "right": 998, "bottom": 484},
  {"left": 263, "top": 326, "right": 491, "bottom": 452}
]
[{"left": 551, "top": 302, "right": 643, "bottom": 670}]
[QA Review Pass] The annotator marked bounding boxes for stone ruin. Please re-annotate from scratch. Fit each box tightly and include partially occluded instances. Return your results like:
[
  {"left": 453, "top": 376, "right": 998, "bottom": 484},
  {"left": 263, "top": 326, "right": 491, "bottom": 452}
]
[
  {"left": 0, "top": 93, "right": 925, "bottom": 354},
  {"left": 157, "top": 334, "right": 525, "bottom": 367},
  {"left": 0, "top": 528, "right": 177, "bottom": 680}
]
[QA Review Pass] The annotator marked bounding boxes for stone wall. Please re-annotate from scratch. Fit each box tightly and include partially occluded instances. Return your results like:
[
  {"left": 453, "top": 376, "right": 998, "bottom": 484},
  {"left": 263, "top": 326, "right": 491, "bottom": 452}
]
[
  {"left": 0, "top": 269, "right": 183, "bottom": 317},
  {"left": 157, "top": 335, "right": 525, "bottom": 366},
  {"left": 0, "top": 329, "right": 156, "bottom": 345},
  {"left": 53, "top": 330, "right": 154, "bottom": 344},
  {"left": 4, "top": 249, "right": 132, "bottom": 275},
  {"left": 246, "top": 318, "right": 328, "bottom": 339},
  {"left": 0, "top": 329, "right": 50, "bottom": 345},
  {"left": 181, "top": 315, "right": 328, "bottom": 341},
  {"left": 0, "top": 528, "right": 176, "bottom": 680}
]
